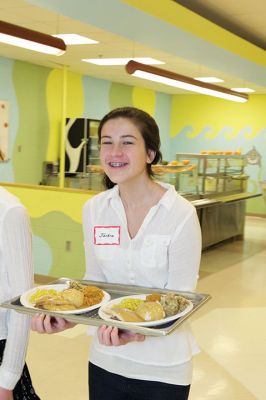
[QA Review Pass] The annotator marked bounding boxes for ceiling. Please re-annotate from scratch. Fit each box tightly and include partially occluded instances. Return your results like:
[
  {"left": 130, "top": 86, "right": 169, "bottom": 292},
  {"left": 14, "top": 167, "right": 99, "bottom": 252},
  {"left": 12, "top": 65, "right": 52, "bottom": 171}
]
[
  {"left": 0, "top": 0, "right": 266, "bottom": 95},
  {"left": 174, "top": 0, "right": 266, "bottom": 50}
]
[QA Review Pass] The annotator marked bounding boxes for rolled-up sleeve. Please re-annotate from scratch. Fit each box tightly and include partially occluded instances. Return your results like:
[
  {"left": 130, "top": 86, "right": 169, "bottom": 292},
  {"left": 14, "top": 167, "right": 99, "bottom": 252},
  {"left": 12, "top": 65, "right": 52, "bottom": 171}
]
[{"left": 166, "top": 209, "right": 202, "bottom": 292}]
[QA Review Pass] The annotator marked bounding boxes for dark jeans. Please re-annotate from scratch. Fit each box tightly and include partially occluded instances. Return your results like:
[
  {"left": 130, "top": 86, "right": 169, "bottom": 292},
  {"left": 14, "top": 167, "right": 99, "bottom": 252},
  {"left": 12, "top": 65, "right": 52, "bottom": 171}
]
[
  {"left": 0, "top": 339, "right": 40, "bottom": 399},
  {"left": 89, "top": 362, "right": 190, "bottom": 400}
]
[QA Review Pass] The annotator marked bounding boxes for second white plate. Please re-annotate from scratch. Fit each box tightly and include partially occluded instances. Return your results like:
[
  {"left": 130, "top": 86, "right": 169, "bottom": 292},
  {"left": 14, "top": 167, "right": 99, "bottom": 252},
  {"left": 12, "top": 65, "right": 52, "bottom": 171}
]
[{"left": 98, "top": 294, "right": 193, "bottom": 327}]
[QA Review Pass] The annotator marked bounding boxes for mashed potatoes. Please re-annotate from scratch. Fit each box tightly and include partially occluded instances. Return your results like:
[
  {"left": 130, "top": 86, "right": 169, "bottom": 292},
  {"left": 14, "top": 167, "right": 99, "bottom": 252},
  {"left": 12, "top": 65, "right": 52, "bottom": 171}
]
[{"left": 136, "top": 302, "right": 165, "bottom": 321}]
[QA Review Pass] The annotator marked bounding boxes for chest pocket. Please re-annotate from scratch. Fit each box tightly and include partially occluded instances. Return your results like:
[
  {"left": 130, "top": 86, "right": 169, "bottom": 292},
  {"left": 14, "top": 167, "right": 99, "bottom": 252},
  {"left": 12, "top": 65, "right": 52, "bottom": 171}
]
[{"left": 141, "top": 235, "right": 171, "bottom": 268}]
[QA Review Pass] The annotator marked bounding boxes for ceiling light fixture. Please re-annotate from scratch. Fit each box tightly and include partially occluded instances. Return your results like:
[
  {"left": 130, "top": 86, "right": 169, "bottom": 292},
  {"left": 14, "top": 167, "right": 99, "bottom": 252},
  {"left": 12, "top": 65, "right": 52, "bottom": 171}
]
[
  {"left": 53, "top": 33, "right": 98, "bottom": 45},
  {"left": 82, "top": 57, "right": 164, "bottom": 66},
  {"left": 231, "top": 87, "right": 255, "bottom": 93},
  {"left": 126, "top": 60, "right": 248, "bottom": 103},
  {"left": 0, "top": 20, "right": 66, "bottom": 56},
  {"left": 195, "top": 76, "right": 224, "bottom": 83}
]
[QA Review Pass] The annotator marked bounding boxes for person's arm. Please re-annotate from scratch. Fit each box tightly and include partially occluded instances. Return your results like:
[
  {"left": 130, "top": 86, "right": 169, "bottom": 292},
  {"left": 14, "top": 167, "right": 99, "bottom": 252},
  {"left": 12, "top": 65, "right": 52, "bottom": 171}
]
[
  {"left": 0, "top": 206, "right": 32, "bottom": 391},
  {"left": 0, "top": 387, "right": 13, "bottom": 400},
  {"left": 166, "top": 208, "right": 202, "bottom": 291}
]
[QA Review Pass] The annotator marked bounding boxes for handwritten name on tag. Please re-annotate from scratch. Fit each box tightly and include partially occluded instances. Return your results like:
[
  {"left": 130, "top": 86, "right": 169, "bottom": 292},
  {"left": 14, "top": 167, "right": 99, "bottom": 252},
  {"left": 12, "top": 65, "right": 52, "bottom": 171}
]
[{"left": 94, "top": 226, "right": 120, "bottom": 245}]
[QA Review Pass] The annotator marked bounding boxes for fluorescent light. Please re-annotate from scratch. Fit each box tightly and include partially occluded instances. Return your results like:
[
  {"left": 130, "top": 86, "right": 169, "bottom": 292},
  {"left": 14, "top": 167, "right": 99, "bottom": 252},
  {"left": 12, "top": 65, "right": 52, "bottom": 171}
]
[
  {"left": 53, "top": 33, "right": 98, "bottom": 45},
  {"left": 195, "top": 76, "right": 224, "bottom": 83},
  {"left": 0, "top": 33, "right": 65, "bottom": 55},
  {"left": 126, "top": 60, "right": 248, "bottom": 103},
  {"left": 0, "top": 20, "right": 66, "bottom": 56},
  {"left": 134, "top": 71, "right": 246, "bottom": 102},
  {"left": 82, "top": 57, "right": 164, "bottom": 66},
  {"left": 231, "top": 87, "right": 255, "bottom": 93}
]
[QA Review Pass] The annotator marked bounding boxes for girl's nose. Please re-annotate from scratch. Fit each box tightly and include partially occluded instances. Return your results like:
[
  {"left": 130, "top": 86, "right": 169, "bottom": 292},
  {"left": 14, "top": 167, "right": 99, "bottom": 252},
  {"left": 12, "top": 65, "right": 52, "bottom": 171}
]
[{"left": 110, "top": 143, "right": 123, "bottom": 156}]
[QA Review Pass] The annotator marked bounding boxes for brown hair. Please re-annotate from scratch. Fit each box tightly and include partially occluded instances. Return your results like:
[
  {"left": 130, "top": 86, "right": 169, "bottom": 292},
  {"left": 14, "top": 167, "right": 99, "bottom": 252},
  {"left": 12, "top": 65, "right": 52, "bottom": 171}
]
[{"left": 98, "top": 107, "right": 162, "bottom": 189}]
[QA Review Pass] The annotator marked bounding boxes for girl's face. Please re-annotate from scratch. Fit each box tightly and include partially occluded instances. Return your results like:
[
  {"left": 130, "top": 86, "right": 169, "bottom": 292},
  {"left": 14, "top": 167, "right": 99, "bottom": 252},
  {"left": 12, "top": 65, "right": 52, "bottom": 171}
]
[{"left": 99, "top": 117, "right": 155, "bottom": 186}]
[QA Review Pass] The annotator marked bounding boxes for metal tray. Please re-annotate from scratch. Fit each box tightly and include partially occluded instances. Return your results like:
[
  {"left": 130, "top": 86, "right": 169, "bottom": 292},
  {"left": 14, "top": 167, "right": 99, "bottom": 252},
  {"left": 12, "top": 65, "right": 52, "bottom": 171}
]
[{"left": 0, "top": 278, "right": 211, "bottom": 337}]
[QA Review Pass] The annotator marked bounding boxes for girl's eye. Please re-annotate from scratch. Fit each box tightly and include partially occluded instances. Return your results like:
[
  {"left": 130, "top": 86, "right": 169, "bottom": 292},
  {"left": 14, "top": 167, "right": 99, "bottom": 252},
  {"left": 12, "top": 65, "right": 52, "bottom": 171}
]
[
  {"left": 101, "top": 141, "right": 112, "bottom": 145},
  {"left": 123, "top": 141, "right": 133, "bottom": 145}
]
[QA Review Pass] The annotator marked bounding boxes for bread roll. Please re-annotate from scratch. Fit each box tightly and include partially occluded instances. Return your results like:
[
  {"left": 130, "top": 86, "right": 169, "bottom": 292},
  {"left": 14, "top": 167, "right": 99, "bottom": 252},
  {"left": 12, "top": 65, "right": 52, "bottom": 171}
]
[{"left": 62, "top": 288, "right": 84, "bottom": 307}]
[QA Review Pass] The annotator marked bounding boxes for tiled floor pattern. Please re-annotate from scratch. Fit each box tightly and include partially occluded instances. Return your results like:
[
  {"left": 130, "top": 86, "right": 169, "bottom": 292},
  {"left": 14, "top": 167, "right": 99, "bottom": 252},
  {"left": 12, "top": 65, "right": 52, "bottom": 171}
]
[{"left": 27, "top": 216, "right": 266, "bottom": 399}]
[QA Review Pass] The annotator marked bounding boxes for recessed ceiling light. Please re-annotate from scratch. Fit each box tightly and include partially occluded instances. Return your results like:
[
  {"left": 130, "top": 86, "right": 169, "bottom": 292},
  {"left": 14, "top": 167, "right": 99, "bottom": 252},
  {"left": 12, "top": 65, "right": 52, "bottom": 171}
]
[
  {"left": 53, "top": 34, "right": 98, "bottom": 45},
  {"left": 82, "top": 57, "right": 164, "bottom": 65},
  {"left": 195, "top": 76, "right": 224, "bottom": 83},
  {"left": 231, "top": 87, "right": 255, "bottom": 93}
]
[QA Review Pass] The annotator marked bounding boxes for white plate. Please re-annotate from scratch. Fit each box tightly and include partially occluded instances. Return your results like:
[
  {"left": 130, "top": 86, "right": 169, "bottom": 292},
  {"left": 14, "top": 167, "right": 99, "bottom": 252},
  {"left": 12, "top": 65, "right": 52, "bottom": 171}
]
[
  {"left": 20, "top": 284, "right": 111, "bottom": 315},
  {"left": 98, "top": 294, "right": 193, "bottom": 327}
]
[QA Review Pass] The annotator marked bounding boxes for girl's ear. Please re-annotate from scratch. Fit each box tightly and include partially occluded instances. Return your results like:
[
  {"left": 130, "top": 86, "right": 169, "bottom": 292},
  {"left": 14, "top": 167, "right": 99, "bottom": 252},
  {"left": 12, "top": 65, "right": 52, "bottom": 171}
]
[{"left": 147, "top": 149, "right": 156, "bottom": 164}]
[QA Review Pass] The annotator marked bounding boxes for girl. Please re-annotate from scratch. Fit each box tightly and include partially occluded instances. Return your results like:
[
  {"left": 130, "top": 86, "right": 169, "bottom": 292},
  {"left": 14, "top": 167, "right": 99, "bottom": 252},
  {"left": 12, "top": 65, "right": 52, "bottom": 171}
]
[{"left": 32, "top": 107, "right": 201, "bottom": 400}]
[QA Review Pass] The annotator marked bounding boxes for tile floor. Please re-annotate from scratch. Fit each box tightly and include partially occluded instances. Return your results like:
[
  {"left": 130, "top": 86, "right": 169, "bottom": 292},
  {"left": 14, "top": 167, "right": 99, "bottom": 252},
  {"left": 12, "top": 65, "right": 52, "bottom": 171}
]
[{"left": 27, "top": 216, "right": 266, "bottom": 400}]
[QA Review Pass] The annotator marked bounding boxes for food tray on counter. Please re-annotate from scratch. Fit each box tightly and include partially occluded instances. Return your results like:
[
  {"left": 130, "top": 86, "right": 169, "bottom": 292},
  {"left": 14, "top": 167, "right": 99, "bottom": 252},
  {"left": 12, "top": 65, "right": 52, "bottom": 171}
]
[
  {"left": 87, "top": 164, "right": 195, "bottom": 175},
  {"left": 0, "top": 278, "right": 211, "bottom": 337},
  {"left": 151, "top": 164, "right": 195, "bottom": 174}
]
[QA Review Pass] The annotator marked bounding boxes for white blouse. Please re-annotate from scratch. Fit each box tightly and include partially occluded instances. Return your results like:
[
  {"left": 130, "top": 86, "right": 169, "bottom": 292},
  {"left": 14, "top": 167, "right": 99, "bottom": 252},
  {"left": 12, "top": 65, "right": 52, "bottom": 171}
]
[
  {"left": 83, "top": 183, "right": 202, "bottom": 385},
  {"left": 0, "top": 187, "right": 33, "bottom": 390}
]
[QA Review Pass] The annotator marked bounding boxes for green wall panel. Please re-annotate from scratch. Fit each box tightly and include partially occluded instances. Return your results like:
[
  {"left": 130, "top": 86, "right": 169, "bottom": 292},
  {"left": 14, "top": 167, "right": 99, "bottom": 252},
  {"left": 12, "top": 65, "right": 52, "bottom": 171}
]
[
  {"left": 32, "top": 211, "right": 85, "bottom": 279},
  {"left": 109, "top": 82, "right": 133, "bottom": 109},
  {"left": 13, "top": 61, "right": 50, "bottom": 184}
]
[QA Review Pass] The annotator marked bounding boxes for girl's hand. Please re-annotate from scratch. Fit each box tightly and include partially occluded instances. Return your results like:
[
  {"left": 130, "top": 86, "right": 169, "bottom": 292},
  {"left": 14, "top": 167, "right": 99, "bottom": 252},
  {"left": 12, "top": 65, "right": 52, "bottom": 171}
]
[
  {"left": 97, "top": 325, "right": 145, "bottom": 346},
  {"left": 31, "top": 314, "right": 76, "bottom": 334},
  {"left": 0, "top": 387, "right": 13, "bottom": 400}
]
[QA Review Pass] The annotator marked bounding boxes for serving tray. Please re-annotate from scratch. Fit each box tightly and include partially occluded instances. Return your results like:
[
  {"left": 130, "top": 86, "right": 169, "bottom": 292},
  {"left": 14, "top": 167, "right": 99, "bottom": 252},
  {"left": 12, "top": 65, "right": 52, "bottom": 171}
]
[{"left": 0, "top": 278, "right": 211, "bottom": 337}]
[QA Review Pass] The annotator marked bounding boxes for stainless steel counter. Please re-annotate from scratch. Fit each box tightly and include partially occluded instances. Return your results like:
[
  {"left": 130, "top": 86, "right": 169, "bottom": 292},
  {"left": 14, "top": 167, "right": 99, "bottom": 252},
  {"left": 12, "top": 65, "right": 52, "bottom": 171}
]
[{"left": 193, "top": 192, "right": 261, "bottom": 249}]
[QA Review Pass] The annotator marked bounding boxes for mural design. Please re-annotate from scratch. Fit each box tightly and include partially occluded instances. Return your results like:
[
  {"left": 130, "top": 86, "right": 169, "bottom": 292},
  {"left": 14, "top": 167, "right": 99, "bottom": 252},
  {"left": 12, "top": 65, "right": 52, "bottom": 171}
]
[
  {"left": 170, "top": 94, "right": 266, "bottom": 216},
  {"left": 0, "top": 101, "right": 9, "bottom": 161},
  {"left": 46, "top": 69, "right": 84, "bottom": 162},
  {"left": 65, "top": 118, "right": 89, "bottom": 173}
]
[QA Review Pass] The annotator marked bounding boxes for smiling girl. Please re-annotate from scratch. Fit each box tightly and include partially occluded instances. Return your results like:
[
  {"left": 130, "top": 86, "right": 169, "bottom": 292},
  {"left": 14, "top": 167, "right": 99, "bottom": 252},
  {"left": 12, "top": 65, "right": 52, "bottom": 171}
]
[{"left": 32, "top": 107, "right": 201, "bottom": 400}]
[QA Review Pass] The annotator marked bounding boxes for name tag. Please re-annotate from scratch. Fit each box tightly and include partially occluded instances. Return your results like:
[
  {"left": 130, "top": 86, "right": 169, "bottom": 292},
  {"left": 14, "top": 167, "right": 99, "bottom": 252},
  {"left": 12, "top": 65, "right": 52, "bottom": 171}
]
[{"left": 94, "top": 226, "right": 120, "bottom": 245}]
